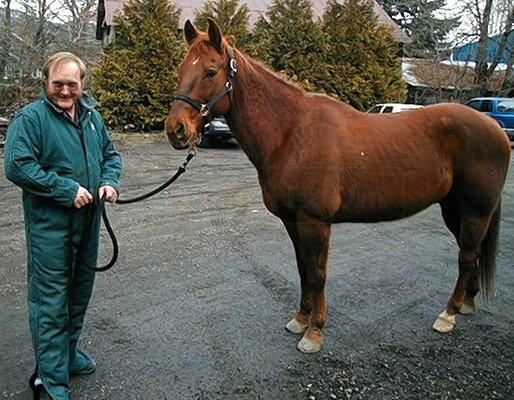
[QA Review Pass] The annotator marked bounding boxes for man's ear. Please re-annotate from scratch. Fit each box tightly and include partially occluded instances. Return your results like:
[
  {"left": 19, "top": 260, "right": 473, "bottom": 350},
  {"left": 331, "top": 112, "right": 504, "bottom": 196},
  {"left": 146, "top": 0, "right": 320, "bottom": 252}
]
[
  {"left": 184, "top": 19, "right": 198, "bottom": 46},
  {"left": 207, "top": 18, "right": 223, "bottom": 53}
]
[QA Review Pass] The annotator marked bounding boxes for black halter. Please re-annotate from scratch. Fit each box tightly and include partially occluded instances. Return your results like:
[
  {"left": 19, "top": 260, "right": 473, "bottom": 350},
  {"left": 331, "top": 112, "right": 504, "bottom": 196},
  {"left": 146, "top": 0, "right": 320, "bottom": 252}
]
[{"left": 172, "top": 51, "right": 238, "bottom": 121}]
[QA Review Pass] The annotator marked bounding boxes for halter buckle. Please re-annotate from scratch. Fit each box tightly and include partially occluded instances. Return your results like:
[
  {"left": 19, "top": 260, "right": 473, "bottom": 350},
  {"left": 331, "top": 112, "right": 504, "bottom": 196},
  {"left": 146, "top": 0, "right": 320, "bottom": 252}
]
[
  {"left": 230, "top": 59, "right": 238, "bottom": 74},
  {"left": 200, "top": 104, "right": 210, "bottom": 117}
]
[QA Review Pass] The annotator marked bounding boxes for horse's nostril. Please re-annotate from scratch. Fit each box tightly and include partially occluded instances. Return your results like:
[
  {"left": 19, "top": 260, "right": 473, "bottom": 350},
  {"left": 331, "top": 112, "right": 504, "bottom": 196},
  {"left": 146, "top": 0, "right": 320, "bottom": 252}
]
[{"left": 173, "top": 123, "right": 186, "bottom": 139}]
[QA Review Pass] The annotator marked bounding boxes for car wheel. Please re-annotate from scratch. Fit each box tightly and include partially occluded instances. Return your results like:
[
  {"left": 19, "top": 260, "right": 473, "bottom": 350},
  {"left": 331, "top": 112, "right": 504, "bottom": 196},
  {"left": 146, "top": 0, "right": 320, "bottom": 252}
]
[
  {"left": 199, "top": 135, "right": 214, "bottom": 148},
  {"left": 0, "top": 129, "right": 6, "bottom": 148}
]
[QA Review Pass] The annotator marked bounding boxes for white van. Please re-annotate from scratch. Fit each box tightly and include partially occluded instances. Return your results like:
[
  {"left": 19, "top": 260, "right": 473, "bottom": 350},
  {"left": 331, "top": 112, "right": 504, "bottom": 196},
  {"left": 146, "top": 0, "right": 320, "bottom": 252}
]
[{"left": 367, "top": 103, "right": 423, "bottom": 113}]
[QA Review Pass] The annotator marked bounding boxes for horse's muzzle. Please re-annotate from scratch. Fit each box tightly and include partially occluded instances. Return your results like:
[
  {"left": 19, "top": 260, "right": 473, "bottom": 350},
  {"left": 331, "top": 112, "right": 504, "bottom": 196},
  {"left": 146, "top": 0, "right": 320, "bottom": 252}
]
[{"left": 166, "top": 122, "right": 190, "bottom": 150}]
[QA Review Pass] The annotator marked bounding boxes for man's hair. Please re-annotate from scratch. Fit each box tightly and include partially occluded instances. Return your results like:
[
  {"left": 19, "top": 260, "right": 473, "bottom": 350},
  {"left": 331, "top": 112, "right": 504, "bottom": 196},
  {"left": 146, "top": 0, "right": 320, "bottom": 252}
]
[{"left": 42, "top": 52, "right": 87, "bottom": 81}]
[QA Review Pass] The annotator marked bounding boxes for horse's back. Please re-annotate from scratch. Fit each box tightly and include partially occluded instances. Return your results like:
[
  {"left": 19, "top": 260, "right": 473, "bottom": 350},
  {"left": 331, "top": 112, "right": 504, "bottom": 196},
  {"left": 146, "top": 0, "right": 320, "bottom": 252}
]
[{"left": 288, "top": 99, "right": 510, "bottom": 222}]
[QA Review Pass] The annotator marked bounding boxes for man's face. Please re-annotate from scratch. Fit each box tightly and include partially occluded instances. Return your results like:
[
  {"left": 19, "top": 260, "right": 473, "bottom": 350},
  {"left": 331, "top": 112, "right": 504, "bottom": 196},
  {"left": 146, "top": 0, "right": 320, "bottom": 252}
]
[{"left": 45, "top": 61, "right": 83, "bottom": 112}]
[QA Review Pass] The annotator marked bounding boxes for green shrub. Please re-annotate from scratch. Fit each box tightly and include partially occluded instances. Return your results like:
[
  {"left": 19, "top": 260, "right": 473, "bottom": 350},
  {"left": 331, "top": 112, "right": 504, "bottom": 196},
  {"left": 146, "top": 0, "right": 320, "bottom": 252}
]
[
  {"left": 92, "top": 0, "right": 186, "bottom": 131},
  {"left": 319, "top": 0, "right": 406, "bottom": 109},
  {"left": 250, "top": 0, "right": 326, "bottom": 92},
  {"left": 194, "top": 0, "right": 251, "bottom": 50}
]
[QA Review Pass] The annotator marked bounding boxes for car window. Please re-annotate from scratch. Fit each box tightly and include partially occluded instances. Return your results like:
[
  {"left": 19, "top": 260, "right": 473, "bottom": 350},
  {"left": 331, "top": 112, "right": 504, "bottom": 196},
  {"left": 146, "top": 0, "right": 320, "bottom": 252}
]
[
  {"left": 368, "top": 105, "right": 382, "bottom": 113},
  {"left": 479, "top": 100, "right": 493, "bottom": 112},
  {"left": 382, "top": 106, "right": 393, "bottom": 113},
  {"left": 466, "top": 100, "right": 481, "bottom": 110},
  {"left": 497, "top": 100, "right": 514, "bottom": 113}
]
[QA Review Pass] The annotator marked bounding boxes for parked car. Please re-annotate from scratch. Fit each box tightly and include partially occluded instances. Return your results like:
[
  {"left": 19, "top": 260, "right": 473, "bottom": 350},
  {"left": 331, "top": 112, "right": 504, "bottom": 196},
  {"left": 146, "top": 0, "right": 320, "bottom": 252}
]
[
  {"left": 367, "top": 103, "right": 424, "bottom": 114},
  {"left": 0, "top": 117, "right": 9, "bottom": 148},
  {"left": 465, "top": 97, "right": 514, "bottom": 140},
  {"left": 200, "top": 116, "right": 233, "bottom": 148}
]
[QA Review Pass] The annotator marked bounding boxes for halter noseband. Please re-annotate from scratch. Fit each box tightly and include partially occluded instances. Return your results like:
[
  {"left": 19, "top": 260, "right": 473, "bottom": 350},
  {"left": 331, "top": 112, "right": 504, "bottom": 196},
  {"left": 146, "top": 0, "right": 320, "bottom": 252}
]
[{"left": 172, "top": 50, "right": 238, "bottom": 121}]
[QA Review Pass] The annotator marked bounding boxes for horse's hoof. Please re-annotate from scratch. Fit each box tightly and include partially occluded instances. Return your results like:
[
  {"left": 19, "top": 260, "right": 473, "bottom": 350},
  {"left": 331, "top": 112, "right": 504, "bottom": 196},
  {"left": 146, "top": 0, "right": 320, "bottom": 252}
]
[
  {"left": 459, "top": 302, "right": 475, "bottom": 315},
  {"left": 297, "top": 328, "right": 324, "bottom": 353},
  {"left": 297, "top": 336, "right": 322, "bottom": 353},
  {"left": 285, "top": 317, "right": 309, "bottom": 334},
  {"left": 432, "top": 310, "right": 456, "bottom": 333}
]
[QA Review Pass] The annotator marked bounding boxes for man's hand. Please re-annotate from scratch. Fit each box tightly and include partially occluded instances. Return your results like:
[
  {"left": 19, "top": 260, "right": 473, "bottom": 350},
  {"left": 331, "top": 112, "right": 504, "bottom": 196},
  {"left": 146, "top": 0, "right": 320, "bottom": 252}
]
[
  {"left": 99, "top": 185, "right": 118, "bottom": 203},
  {"left": 74, "top": 186, "right": 93, "bottom": 209}
]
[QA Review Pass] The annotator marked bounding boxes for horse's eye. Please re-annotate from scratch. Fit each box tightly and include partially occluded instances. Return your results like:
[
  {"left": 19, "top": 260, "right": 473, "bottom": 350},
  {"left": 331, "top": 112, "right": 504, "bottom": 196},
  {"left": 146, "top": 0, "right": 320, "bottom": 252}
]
[{"left": 205, "top": 69, "right": 217, "bottom": 79}]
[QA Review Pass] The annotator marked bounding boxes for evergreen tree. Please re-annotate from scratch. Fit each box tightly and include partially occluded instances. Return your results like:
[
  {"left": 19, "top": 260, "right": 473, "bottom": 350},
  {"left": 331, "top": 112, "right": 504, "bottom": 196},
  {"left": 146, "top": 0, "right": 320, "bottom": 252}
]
[
  {"left": 377, "top": 0, "right": 459, "bottom": 58},
  {"left": 319, "top": 0, "right": 406, "bottom": 110},
  {"left": 194, "top": 0, "right": 251, "bottom": 50},
  {"left": 92, "top": 0, "right": 186, "bottom": 131},
  {"left": 250, "top": 0, "right": 325, "bottom": 91}
]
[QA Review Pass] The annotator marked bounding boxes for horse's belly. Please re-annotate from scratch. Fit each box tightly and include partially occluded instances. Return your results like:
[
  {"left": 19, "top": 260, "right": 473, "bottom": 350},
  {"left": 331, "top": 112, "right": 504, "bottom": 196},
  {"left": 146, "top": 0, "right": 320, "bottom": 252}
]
[
  {"left": 335, "top": 201, "right": 435, "bottom": 222},
  {"left": 335, "top": 165, "right": 453, "bottom": 223}
]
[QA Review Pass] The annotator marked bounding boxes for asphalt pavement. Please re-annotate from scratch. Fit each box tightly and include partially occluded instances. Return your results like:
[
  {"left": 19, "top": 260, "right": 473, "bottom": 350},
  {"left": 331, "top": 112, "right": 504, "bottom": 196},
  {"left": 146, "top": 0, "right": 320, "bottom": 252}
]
[{"left": 1, "top": 135, "right": 513, "bottom": 399}]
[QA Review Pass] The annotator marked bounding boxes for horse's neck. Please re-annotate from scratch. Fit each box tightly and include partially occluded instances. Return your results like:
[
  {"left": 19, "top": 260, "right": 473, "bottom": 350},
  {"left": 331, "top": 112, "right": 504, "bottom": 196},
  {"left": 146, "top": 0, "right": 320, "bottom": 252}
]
[{"left": 226, "top": 52, "right": 305, "bottom": 169}]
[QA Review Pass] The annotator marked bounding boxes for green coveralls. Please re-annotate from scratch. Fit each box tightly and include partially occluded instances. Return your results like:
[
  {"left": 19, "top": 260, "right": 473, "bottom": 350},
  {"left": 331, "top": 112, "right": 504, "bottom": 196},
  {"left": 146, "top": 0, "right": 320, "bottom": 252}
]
[{"left": 4, "top": 93, "right": 122, "bottom": 400}]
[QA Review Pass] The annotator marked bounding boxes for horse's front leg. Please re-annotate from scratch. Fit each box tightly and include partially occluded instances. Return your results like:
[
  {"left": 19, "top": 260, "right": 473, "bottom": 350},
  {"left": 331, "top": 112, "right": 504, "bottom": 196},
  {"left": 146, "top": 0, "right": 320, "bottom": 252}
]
[
  {"left": 283, "top": 220, "right": 311, "bottom": 334},
  {"left": 284, "top": 213, "right": 331, "bottom": 353}
]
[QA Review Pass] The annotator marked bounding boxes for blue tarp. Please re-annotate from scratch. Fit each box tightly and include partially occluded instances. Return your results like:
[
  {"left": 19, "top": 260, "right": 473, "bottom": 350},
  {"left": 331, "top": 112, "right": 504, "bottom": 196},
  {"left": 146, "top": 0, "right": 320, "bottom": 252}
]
[{"left": 452, "top": 31, "right": 513, "bottom": 64}]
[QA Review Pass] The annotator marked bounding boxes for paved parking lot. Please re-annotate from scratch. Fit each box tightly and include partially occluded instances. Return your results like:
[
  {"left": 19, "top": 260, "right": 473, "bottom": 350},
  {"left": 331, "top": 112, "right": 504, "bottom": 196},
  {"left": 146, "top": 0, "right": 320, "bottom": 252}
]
[{"left": 1, "top": 136, "right": 513, "bottom": 399}]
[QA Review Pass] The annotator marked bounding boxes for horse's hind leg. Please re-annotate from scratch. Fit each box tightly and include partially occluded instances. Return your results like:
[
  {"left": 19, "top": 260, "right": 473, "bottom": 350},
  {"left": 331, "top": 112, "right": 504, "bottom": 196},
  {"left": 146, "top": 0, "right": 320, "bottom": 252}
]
[
  {"left": 433, "top": 211, "right": 492, "bottom": 332},
  {"left": 283, "top": 220, "right": 310, "bottom": 334},
  {"left": 439, "top": 199, "right": 475, "bottom": 315}
]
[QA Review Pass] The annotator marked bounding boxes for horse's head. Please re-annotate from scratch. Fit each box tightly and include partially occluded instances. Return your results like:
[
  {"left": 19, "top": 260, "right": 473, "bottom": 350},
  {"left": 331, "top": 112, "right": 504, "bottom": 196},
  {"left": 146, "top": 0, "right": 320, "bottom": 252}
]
[{"left": 165, "top": 18, "right": 234, "bottom": 150}]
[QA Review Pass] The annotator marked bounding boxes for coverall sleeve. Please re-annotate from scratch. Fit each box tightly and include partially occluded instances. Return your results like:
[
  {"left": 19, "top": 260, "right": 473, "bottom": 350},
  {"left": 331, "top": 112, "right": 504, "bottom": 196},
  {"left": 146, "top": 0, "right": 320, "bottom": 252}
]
[
  {"left": 4, "top": 114, "right": 79, "bottom": 207},
  {"left": 98, "top": 117, "right": 122, "bottom": 190}
]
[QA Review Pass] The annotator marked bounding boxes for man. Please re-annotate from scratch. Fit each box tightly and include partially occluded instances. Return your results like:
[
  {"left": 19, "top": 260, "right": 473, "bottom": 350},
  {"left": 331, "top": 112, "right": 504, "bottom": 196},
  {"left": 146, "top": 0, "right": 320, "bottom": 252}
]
[{"left": 4, "top": 52, "right": 122, "bottom": 400}]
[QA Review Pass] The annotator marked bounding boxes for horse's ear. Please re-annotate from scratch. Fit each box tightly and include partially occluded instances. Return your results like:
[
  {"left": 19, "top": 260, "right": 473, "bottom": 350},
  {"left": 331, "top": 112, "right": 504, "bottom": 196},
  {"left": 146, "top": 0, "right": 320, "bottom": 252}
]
[
  {"left": 184, "top": 20, "right": 198, "bottom": 46},
  {"left": 207, "top": 18, "right": 223, "bottom": 53}
]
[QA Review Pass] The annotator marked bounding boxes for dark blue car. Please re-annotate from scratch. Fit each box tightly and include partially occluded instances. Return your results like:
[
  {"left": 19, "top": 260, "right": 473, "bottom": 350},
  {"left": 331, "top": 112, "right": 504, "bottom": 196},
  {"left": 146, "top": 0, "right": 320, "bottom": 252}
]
[
  {"left": 466, "top": 97, "right": 514, "bottom": 140},
  {"left": 200, "top": 116, "right": 233, "bottom": 148}
]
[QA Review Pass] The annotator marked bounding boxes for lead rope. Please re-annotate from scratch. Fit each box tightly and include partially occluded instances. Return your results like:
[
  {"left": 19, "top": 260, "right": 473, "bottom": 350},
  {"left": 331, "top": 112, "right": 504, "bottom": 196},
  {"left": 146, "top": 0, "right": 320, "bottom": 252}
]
[{"left": 86, "top": 149, "right": 196, "bottom": 272}]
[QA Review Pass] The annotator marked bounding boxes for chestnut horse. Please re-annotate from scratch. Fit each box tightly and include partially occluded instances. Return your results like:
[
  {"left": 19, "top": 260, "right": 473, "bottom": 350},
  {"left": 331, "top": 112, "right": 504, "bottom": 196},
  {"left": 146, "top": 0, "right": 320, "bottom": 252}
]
[{"left": 165, "top": 19, "right": 511, "bottom": 353}]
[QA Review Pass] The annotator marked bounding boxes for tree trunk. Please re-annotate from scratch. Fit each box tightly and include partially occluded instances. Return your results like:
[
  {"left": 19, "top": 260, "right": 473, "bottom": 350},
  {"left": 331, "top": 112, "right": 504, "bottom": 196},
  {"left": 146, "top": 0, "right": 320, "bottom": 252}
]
[
  {"left": 474, "top": 0, "right": 494, "bottom": 94},
  {"left": 474, "top": 1, "right": 514, "bottom": 95},
  {"left": 0, "top": 0, "right": 12, "bottom": 79}
]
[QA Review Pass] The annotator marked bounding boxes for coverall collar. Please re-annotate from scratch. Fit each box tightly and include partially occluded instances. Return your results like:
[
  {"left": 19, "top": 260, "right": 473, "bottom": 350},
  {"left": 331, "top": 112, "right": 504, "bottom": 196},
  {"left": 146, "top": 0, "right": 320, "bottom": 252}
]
[{"left": 41, "top": 91, "right": 97, "bottom": 117}]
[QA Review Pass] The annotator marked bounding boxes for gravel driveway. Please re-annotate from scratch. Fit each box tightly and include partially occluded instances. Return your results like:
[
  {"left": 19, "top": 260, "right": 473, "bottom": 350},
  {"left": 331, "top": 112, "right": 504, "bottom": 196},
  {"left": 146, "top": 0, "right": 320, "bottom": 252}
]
[{"left": 1, "top": 135, "right": 513, "bottom": 399}]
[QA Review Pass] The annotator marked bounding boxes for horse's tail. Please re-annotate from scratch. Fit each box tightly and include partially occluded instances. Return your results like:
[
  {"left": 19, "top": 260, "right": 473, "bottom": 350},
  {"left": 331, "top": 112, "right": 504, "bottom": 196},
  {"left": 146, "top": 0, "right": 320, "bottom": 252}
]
[{"left": 479, "top": 198, "right": 501, "bottom": 299}]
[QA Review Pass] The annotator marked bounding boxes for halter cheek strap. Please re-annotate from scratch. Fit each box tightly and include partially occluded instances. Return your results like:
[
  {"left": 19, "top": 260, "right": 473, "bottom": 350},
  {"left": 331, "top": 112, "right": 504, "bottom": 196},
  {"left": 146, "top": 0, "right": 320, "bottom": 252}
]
[{"left": 172, "top": 48, "right": 238, "bottom": 120}]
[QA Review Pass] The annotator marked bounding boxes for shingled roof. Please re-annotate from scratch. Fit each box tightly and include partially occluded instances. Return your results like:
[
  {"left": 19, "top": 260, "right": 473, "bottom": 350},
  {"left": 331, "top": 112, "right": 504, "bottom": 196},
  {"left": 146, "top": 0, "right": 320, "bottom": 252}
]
[
  {"left": 97, "top": 0, "right": 410, "bottom": 43},
  {"left": 402, "top": 58, "right": 504, "bottom": 91}
]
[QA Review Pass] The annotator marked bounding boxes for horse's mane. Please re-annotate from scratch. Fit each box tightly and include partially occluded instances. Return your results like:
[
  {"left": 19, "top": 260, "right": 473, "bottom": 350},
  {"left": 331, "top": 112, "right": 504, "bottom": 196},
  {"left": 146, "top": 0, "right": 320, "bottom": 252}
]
[
  {"left": 232, "top": 46, "right": 353, "bottom": 109},
  {"left": 235, "top": 49, "right": 307, "bottom": 95}
]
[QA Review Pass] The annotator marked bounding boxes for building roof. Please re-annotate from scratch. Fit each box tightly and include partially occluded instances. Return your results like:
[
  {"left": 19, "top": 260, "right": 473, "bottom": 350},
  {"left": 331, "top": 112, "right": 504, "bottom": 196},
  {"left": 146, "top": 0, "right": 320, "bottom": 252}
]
[
  {"left": 97, "top": 0, "right": 410, "bottom": 43},
  {"left": 452, "top": 30, "right": 513, "bottom": 65},
  {"left": 402, "top": 57, "right": 504, "bottom": 91}
]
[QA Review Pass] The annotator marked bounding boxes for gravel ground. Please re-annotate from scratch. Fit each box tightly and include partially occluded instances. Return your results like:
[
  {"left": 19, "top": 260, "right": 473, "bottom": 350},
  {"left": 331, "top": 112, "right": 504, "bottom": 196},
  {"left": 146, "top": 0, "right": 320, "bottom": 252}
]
[{"left": 0, "top": 135, "right": 513, "bottom": 400}]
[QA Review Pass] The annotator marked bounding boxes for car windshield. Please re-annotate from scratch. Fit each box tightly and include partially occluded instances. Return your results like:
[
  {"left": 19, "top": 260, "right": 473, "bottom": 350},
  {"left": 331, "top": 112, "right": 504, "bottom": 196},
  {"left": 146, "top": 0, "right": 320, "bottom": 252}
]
[
  {"left": 467, "top": 100, "right": 481, "bottom": 110},
  {"left": 368, "top": 105, "right": 382, "bottom": 113},
  {"left": 497, "top": 100, "right": 514, "bottom": 113}
]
